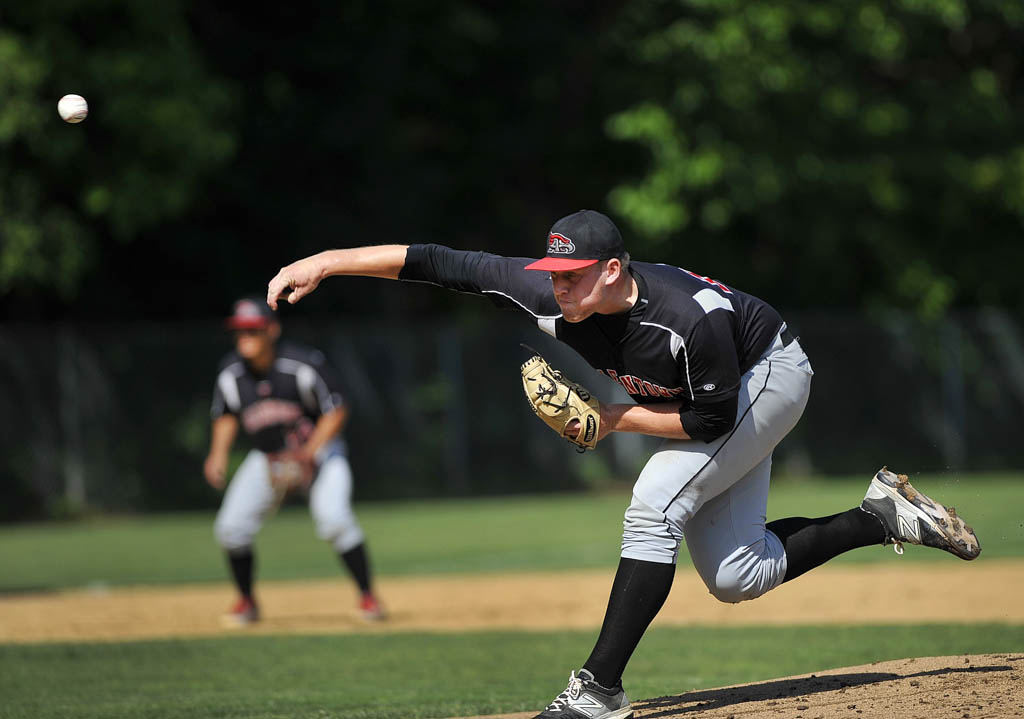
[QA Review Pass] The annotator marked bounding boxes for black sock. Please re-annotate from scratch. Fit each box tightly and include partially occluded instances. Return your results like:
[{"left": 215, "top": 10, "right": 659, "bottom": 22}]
[
  {"left": 339, "top": 543, "right": 373, "bottom": 594},
  {"left": 582, "top": 557, "right": 675, "bottom": 688},
  {"left": 768, "top": 508, "right": 886, "bottom": 583},
  {"left": 227, "top": 548, "right": 255, "bottom": 599}
]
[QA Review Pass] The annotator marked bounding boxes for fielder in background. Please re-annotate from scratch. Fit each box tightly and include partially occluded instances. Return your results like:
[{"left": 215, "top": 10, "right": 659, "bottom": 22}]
[
  {"left": 203, "top": 297, "right": 385, "bottom": 625},
  {"left": 266, "top": 211, "right": 980, "bottom": 719}
]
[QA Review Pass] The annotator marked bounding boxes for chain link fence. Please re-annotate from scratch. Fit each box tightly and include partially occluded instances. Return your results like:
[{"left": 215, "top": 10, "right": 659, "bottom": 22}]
[{"left": 2, "top": 309, "right": 1022, "bottom": 520}]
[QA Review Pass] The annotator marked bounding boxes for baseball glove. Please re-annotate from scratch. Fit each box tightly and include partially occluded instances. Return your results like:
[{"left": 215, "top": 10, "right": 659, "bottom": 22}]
[
  {"left": 521, "top": 349, "right": 601, "bottom": 451},
  {"left": 268, "top": 450, "right": 313, "bottom": 497}
]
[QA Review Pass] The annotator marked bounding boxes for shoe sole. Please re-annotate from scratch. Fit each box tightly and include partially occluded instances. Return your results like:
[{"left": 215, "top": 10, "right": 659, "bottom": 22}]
[
  {"left": 220, "top": 612, "right": 259, "bottom": 628},
  {"left": 865, "top": 468, "right": 980, "bottom": 560},
  {"left": 546, "top": 709, "right": 632, "bottom": 719}
]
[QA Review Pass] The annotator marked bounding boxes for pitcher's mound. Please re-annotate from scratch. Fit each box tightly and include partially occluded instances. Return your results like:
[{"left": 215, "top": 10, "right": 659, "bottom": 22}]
[
  {"left": 461, "top": 654, "right": 1024, "bottom": 719},
  {"left": 634, "top": 653, "right": 1024, "bottom": 719}
]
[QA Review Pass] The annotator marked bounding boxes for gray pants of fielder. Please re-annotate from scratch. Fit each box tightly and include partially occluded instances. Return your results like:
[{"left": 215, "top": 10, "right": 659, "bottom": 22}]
[{"left": 214, "top": 441, "right": 365, "bottom": 555}]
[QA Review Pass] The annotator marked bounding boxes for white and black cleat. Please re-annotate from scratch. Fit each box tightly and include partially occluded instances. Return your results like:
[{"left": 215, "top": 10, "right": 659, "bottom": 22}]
[
  {"left": 861, "top": 467, "right": 980, "bottom": 560},
  {"left": 533, "top": 669, "right": 633, "bottom": 719}
]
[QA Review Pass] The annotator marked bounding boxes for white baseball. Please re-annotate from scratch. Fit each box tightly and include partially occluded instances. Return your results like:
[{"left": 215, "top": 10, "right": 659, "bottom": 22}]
[{"left": 58, "top": 94, "right": 89, "bottom": 123}]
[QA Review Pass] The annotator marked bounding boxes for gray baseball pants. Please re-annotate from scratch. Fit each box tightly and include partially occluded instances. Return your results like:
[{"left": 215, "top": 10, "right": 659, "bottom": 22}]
[
  {"left": 621, "top": 328, "right": 813, "bottom": 603},
  {"left": 214, "top": 440, "right": 366, "bottom": 554}
]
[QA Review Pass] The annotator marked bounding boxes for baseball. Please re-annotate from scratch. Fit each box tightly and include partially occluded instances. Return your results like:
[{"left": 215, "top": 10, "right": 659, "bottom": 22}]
[{"left": 57, "top": 94, "right": 89, "bottom": 123}]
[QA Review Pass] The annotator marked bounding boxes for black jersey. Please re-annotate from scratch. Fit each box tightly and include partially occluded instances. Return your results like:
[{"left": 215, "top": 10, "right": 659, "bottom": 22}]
[
  {"left": 211, "top": 342, "right": 345, "bottom": 454},
  {"left": 400, "top": 244, "right": 784, "bottom": 439}
]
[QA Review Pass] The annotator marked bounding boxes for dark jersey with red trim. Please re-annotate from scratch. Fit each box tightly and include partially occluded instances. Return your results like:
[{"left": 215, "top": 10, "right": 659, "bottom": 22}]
[
  {"left": 400, "top": 244, "right": 783, "bottom": 428},
  {"left": 210, "top": 342, "right": 345, "bottom": 454}
]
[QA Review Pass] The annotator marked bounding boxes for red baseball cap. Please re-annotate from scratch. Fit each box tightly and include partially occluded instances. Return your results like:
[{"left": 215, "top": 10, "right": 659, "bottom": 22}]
[
  {"left": 225, "top": 297, "right": 276, "bottom": 329},
  {"left": 524, "top": 210, "right": 626, "bottom": 271}
]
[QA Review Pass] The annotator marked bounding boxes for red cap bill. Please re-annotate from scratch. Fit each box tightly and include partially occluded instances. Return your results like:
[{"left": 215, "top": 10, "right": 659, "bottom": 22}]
[{"left": 523, "top": 257, "right": 600, "bottom": 271}]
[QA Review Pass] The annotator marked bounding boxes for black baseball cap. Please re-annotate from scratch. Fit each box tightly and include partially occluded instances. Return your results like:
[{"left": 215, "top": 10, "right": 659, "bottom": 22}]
[
  {"left": 524, "top": 210, "right": 626, "bottom": 271},
  {"left": 225, "top": 297, "right": 277, "bottom": 329}
]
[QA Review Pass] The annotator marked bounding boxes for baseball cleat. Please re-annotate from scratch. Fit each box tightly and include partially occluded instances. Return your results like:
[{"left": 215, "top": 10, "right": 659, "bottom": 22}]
[
  {"left": 860, "top": 467, "right": 980, "bottom": 560},
  {"left": 221, "top": 596, "right": 260, "bottom": 627},
  {"left": 533, "top": 669, "right": 633, "bottom": 719},
  {"left": 359, "top": 592, "right": 387, "bottom": 622}
]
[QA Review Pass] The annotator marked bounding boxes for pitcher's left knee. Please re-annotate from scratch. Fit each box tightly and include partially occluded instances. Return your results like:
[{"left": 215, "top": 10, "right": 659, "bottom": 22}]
[{"left": 705, "top": 534, "right": 786, "bottom": 604}]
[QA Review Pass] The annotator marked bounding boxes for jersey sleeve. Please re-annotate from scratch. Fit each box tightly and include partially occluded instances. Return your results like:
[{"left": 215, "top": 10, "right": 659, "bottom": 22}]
[
  {"left": 210, "top": 366, "right": 240, "bottom": 420},
  {"left": 210, "top": 383, "right": 228, "bottom": 420},
  {"left": 676, "top": 311, "right": 742, "bottom": 441},
  {"left": 302, "top": 350, "right": 346, "bottom": 416},
  {"left": 679, "top": 395, "right": 737, "bottom": 443},
  {"left": 399, "top": 244, "right": 561, "bottom": 321},
  {"left": 680, "top": 311, "right": 742, "bottom": 403}
]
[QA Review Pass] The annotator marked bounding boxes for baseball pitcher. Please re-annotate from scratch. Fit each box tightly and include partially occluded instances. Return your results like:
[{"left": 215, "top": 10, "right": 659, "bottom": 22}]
[
  {"left": 204, "top": 297, "right": 385, "bottom": 625},
  {"left": 266, "top": 210, "right": 979, "bottom": 719}
]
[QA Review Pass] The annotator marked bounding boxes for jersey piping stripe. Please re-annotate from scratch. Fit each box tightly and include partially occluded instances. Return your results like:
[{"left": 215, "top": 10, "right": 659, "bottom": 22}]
[
  {"left": 639, "top": 320, "right": 695, "bottom": 401},
  {"left": 215, "top": 364, "right": 245, "bottom": 414},
  {"left": 274, "top": 357, "right": 342, "bottom": 413},
  {"left": 400, "top": 279, "right": 562, "bottom": 320},
  {"left": 295, "top": 364, "right": 319, "bottom": 411},
  {"left": 660, "top": 359, "right": 773, "bottom": 514},
  {"left": 315, "top": 374, "right": 344, "bottom": 412},
  {"left": 481, "top": 289, "right": 562, "bottom": 320},
  {"left": 273, "top": 357, "right": 308, "bottom": 374}
]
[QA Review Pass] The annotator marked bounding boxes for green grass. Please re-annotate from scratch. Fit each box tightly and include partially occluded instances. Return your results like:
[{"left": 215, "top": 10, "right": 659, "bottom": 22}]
[
  {"left": 0, "top": 624, "right": 1021, "bottom": 719},
  {"left": 1, "top": 474, "right": 1021, "bottom": 718},
  {"left": 1, "top": 473, "right": 1021, "bottom": 592}
]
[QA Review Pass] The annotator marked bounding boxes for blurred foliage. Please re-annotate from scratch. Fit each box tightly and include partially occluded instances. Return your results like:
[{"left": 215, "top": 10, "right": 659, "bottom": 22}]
[
  {"left": 605, "top": 0, "right": 1024, "bottom": 315},
  {"left": 6, "top": 2, "right": 1024, "bottom": 517},
  {"left": 0, "top": 1, "right": 237, "bottom": 302},
  {"left": 0, "top": 0, "right": 1022, "bottom": 322}
]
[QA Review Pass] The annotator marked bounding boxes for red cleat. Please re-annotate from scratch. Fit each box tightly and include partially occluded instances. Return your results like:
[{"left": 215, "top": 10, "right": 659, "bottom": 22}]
[
  {"left": 359, "top": 592, "right": 386, "bottom": 621},
  {"left": 222, "top": 596, "right": 260, "bottom": 627}
]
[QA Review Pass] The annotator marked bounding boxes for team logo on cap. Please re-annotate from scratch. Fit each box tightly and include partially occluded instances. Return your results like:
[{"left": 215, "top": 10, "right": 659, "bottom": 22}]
[
  {"left": 235, "top": 300, "right": 262, "bottom": 318},
  {"left": 547, "top": 232, "right": 576, "bottom": 255}
]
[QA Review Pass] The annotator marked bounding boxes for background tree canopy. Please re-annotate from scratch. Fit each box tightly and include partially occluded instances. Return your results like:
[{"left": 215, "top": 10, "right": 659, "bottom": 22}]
[
  {"left": 3, "top": 1, "right": 1024, "bottom": 516},
  {"left": 2, "top": 0, "right": 1023, "bottom": 321}
]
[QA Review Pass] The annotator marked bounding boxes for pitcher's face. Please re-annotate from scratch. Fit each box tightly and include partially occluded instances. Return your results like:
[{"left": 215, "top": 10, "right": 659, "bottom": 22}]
[{"left": 549, "top": 261, "right": 610, "bottom": 323}]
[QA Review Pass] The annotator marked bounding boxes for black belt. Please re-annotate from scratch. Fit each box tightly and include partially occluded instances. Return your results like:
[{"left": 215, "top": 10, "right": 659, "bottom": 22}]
[{"left": 780, "top": 328, "right": 795, "bottom": 348}]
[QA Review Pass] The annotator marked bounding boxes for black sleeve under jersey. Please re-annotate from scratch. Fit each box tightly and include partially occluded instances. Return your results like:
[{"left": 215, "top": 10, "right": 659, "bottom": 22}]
[
  {"left": 679, "top": 396, "right": 737, "bottom": 443},
  {"left": 399, "top": 243, "right": 559, "bottom": 317},
  {"left": 677, "top": 311, "right": 742, "bottom": 442}
]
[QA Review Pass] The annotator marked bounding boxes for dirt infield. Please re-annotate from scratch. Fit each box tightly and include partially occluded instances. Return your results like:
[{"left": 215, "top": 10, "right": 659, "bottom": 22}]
[
  {"left": 2, "top": 560, "right": 1022, "bottom": 718},
  {"left": 1, "top": 559, "right": 1022, "bottom": 642}
]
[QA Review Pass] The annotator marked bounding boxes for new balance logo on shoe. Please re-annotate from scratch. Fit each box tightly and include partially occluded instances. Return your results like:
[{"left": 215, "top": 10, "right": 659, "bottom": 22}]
[
  {"left": 570, "top": 693, "right": 607, "bottom": 717},
  {"left": 896, "top": 513, "right": 920, "bottom": 542}
]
